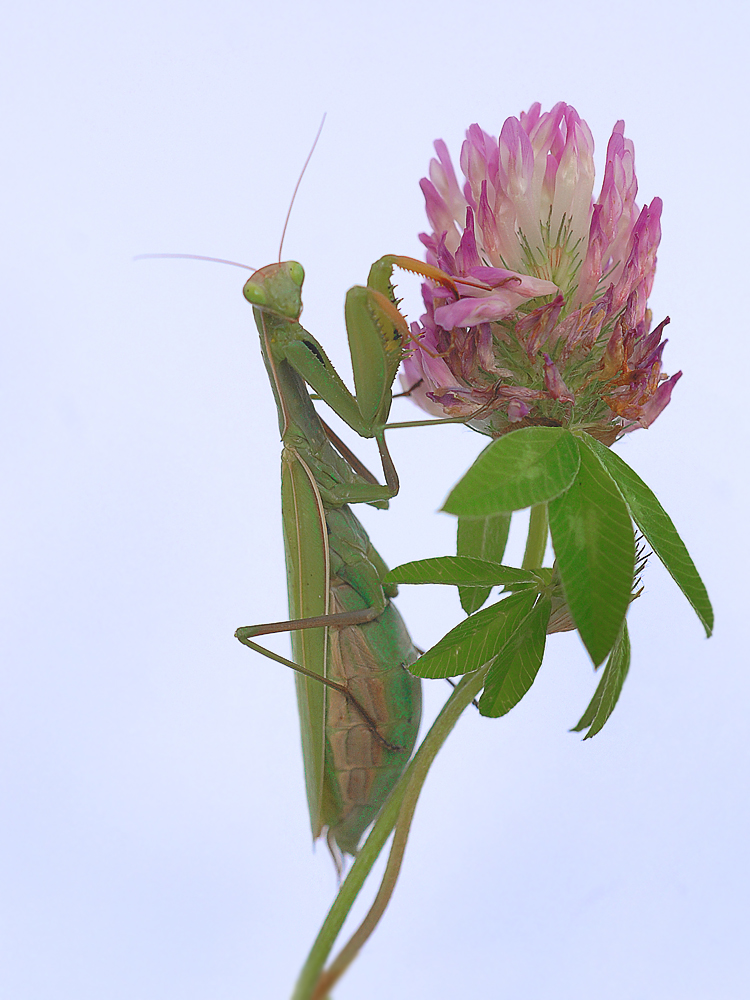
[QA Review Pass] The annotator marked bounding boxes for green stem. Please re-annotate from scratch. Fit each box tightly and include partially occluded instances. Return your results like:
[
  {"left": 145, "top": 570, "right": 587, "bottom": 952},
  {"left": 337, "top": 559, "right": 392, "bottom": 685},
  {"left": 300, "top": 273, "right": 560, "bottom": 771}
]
[
  {"left": 291, "top": 506, "right": 545, "bottom": 999},
  {"left": 522, "top": 503, "right": 548, "bottom": 570},
  {"left": 291, "top": 670, "right": 487, "bottom": 1000},
  {"left": 312, "top": 784, "right": 416, "bottom": 999}
]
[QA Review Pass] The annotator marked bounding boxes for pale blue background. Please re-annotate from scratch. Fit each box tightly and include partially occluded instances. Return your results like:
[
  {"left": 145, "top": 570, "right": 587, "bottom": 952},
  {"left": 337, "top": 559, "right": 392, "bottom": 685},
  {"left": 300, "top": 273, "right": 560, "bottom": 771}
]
[{"left": 2, "top": 1, "right": 747, "bottom": 998}]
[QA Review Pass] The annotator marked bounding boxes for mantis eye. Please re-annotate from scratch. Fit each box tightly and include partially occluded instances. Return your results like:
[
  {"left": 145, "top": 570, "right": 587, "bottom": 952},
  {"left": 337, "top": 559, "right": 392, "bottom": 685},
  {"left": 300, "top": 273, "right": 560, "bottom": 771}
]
[
  {"left": 243, "top": 279, "right": 266, "bottom": 306},
  {"left": 287, "top": 261, "right": 304, "bottom": 287}
]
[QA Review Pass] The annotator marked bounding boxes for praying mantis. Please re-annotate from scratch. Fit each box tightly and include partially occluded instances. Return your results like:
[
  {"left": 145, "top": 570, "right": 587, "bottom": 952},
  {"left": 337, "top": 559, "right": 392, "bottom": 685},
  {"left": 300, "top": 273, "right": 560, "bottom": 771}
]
[{"left": 234, "top": 255, "right": 429, "bottom": 861}]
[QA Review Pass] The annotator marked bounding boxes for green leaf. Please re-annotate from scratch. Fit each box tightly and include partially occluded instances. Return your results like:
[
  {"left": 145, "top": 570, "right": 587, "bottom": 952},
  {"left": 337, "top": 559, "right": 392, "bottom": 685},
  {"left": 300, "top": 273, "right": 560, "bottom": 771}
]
[
  {"left": 578, "top": 434, "right": 713, "bottom": 637},
  {"left": 442, "top": 427, "right": 581, "bottom": 516},
  {"left": 478, "top": 596, "right": 551, "bottom": 717},
  {"left": 571, "top": 621, "right": 631, "bottom": 738},
  {"left": 385, "top": 556, "right": 537, "bottom": 589},
  {"left": 548, "top": 441, "right": 635, "bottom": 666},
  {"left": 409, "top": 591, "right": 537, "bottom": 680},
  {"left": 457, "top": 512, "right": 511, "bottom": 614}
]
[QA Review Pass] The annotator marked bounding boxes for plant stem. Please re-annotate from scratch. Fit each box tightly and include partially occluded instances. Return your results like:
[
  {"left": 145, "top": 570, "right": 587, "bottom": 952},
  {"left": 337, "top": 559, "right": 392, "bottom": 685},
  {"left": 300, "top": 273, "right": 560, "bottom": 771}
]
[
  {"left": 522, "top": 503, "right": 549, "bottom": 570},
  {"left": 291, "top": 506, "right": 545, "bottom": 999},
  {"left": 290, "top": 670, "right": 487, "bottom": 1000}
]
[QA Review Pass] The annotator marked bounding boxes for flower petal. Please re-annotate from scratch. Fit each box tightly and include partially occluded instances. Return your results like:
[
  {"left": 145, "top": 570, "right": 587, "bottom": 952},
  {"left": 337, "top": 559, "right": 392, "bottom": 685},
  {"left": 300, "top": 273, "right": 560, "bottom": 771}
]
[{"left": 435, "top": 294, "right": 518, "bottom": 328}]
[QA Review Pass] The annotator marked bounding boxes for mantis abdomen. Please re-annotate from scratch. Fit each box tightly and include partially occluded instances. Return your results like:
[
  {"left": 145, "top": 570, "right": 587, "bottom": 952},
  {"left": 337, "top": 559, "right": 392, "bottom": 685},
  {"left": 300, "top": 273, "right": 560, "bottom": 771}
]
[
  {"left": 285, "top": 501, "right": 421, "bottom": 858},
  {"left": 321, "top": 507, "right": 421, "bottom": 856}
]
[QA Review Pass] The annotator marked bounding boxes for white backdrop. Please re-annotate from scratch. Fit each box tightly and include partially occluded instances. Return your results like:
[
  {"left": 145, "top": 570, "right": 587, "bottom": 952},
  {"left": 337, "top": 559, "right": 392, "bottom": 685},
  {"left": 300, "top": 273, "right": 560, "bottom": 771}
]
[{"left": 2, "top": 2, "right": 747, "bottom": 998}]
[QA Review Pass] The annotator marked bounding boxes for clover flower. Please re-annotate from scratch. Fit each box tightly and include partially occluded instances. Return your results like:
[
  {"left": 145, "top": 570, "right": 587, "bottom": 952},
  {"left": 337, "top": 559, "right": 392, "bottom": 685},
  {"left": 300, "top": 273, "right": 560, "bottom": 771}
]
[{"left": 402, "top": 103, "right": 680, "bottom": 441}]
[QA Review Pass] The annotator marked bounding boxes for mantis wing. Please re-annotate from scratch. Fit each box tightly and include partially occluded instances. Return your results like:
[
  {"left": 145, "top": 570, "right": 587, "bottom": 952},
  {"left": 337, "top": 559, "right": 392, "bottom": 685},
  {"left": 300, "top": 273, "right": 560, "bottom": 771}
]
[{"left": 281, "top": 447, "right": 330, "bottom": 839}]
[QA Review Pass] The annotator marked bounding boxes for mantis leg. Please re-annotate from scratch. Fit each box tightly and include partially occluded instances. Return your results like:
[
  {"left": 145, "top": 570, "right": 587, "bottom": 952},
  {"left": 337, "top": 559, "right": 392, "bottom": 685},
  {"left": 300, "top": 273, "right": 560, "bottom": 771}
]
[{"left": 234, "top": 630, "right": 401, "bottom": 754}]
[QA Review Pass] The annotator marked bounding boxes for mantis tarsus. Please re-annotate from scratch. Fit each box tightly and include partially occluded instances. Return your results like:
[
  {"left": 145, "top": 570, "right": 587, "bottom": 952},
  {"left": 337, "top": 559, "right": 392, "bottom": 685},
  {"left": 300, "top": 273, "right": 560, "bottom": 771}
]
[{"left": 234, "top": 257, "right": 426, "bottom": 861}]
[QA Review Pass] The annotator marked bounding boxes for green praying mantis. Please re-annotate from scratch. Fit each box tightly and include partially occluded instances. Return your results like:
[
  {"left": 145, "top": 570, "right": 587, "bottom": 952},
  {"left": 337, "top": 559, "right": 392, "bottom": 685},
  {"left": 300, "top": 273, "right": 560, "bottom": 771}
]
[{"left": 234, "top": 255, "right": 434, "bottom": 862}]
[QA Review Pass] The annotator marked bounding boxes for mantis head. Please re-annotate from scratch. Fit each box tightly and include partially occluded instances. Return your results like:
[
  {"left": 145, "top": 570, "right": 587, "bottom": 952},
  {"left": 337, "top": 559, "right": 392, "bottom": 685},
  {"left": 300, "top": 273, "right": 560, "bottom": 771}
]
[{"left": 243, "top": 261, "right": 305, "bottom": 321}]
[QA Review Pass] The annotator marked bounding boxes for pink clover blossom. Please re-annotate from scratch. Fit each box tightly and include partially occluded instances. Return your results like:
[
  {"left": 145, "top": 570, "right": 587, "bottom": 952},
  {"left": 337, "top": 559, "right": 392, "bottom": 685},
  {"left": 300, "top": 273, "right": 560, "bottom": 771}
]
[{"left": 402, "top": 102, "right": 679, "bottom": 439}]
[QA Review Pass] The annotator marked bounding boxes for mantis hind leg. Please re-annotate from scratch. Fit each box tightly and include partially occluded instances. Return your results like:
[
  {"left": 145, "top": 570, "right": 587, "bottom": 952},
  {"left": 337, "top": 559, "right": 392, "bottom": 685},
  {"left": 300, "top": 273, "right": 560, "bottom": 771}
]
[
  {"left": 237, "top": 606, "right": 381, "bottom": 637},
  {"left": 235, "top": 626, "right": 402, "bottom": 754}
]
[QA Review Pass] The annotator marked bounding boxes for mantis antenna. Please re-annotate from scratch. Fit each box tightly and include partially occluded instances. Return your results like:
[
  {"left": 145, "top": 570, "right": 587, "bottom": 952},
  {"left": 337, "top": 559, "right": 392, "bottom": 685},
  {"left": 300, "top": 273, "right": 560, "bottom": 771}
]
[
  {"left": 134, "top": 253, "right": 256, "bottom": 269},
  {"left": 277, "top": 113, "right": 326, "bottom": 262},
  {"left": 136, "top": 114, "right": 326, "bottom": 272}
]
